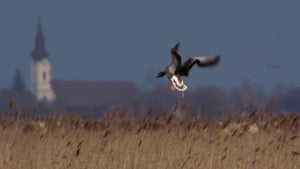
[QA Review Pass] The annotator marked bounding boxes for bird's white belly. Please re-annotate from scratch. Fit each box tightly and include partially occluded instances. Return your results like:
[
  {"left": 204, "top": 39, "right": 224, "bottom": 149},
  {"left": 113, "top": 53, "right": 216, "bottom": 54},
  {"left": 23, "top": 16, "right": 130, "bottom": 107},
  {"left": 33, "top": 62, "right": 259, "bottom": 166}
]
[{"left": 171, "top": 76, "right": 188, "bottom": 92}]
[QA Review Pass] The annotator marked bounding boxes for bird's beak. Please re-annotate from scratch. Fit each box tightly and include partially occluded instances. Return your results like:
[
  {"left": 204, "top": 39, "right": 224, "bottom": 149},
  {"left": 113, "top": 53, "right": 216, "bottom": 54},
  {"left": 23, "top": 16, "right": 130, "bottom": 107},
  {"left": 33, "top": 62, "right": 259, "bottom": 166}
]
[{"left": 170, "top": 85, "right": 176, "bottom": 91}]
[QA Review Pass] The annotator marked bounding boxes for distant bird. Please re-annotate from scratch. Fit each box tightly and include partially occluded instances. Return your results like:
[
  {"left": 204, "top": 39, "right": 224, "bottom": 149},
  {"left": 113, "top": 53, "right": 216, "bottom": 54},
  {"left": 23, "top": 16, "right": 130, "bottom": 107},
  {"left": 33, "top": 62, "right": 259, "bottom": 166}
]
[
  {"left": 156, "top": 42, "right": 220, "bottom": 97},
  {"left": 266, "top": 64, "right": 280, "bottom": 70}
]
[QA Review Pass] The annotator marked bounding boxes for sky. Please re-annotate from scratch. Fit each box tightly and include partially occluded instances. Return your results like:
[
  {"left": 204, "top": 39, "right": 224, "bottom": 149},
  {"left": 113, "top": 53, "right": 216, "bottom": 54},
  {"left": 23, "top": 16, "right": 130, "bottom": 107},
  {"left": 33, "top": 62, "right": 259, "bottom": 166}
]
[{"left": 0, "top": 0, "right": 299, "bottom": 92}]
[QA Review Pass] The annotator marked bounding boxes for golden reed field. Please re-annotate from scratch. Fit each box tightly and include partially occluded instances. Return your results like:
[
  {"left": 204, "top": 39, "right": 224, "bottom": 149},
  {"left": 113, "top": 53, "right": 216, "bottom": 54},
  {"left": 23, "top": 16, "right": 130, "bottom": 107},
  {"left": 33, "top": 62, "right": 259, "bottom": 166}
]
[{"left": 0, "top": 103, "right": 299, "bottom": 169}]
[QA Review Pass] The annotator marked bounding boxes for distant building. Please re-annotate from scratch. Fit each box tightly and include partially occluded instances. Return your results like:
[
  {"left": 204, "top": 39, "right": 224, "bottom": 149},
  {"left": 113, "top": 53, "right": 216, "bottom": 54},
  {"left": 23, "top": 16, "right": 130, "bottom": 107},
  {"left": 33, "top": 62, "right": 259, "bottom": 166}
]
[
  {"left": 52, "top": 80, "right": 141, "bottom": 113},
  {"left": 31, "top": 18, "right": 56, "bottom": 103},
  {"left": 28, "top": 18, "right": 142, "bottom": 112}
]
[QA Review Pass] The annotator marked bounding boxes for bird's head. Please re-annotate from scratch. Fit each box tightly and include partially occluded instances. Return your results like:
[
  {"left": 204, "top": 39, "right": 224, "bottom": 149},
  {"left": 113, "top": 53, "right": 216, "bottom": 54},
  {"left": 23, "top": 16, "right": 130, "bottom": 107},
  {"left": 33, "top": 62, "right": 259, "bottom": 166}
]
[{"left": 170, "top": 75, "right": 188, "bottom": 92}]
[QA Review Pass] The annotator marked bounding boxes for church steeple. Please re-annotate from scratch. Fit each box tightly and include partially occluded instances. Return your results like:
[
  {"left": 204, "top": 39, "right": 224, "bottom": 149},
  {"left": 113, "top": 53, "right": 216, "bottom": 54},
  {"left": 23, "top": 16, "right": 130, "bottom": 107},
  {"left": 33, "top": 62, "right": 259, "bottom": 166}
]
[
  {"left": 31, "top": 17, "right": 49, "bottom": 61},
  {"left": 31, "top": 17, "right": 56, "bottom": 103}
]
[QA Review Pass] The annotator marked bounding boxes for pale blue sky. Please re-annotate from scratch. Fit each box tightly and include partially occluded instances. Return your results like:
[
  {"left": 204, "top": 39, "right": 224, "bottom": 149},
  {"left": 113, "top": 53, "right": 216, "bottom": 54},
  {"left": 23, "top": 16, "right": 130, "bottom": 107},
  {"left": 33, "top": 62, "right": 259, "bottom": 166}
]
[{"left": 0, "top": 1, "right": 299, "bottom": 91}]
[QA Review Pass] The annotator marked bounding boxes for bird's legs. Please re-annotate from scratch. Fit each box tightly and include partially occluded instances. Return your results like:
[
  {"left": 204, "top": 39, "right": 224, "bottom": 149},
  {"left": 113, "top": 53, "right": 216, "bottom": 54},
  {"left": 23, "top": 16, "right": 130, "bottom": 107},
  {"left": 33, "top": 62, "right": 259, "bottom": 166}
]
[
  {"left": 170, "top": 84, "right": 185, "bottom": 97},
  {"left": 180, "top": 91, "right": 185, "bottom": 98}
]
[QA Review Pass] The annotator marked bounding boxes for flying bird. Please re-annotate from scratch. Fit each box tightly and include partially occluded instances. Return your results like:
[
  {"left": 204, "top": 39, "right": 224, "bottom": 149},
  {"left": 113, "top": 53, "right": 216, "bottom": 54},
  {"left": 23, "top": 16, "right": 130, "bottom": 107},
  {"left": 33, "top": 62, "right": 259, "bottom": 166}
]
[
  {"left": 156, "top": 42, "right": 220, "bottom": 97},
  {"left": 266, "top": 64, "right": 280, "bottom": 70}
]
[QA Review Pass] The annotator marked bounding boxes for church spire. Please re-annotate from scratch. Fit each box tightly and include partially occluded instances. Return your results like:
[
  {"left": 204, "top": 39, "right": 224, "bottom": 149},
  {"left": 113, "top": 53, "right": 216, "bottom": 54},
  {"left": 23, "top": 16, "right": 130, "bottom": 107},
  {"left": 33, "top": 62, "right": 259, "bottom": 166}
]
[{"left": 31, "top": 16, "right": 49, "bottom": 61}]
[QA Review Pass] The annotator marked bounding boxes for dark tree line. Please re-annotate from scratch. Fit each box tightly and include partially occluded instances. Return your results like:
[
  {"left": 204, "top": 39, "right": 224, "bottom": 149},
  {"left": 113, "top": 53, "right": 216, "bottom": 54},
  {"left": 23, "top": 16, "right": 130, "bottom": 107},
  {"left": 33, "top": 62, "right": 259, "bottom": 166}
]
[{"left": 0, "top": 69, "right": 299, "bottom": 116}]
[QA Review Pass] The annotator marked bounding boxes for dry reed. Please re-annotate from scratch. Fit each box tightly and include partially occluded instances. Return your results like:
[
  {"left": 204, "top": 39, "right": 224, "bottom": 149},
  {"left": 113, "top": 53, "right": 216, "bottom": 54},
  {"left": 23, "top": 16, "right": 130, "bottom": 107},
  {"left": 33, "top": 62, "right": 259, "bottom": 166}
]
[{"left": 0, "top": 105, "right": 299, "bottom": 169}]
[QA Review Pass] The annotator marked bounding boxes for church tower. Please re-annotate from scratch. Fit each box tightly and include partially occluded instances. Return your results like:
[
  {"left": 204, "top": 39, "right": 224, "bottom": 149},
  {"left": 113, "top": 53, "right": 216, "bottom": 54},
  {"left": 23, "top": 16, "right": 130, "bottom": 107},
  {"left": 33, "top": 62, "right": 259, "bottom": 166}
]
[{"left": 31, "top": 18, "right": 56, "bottom": 103}]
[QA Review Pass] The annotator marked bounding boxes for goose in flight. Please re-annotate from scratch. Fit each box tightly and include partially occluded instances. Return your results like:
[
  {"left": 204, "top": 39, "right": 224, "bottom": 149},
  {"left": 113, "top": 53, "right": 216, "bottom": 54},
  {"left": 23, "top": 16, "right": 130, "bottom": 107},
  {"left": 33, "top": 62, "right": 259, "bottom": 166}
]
[{"left": 156, "top": 42, "right": 220, "bottom": 97}]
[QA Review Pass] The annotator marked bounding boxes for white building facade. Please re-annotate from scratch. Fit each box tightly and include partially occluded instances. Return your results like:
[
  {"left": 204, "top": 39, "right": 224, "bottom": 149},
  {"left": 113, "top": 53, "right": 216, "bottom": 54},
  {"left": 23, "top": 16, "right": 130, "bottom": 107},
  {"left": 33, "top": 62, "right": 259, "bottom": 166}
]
[{"left": 31, "top": 19, "right": 56, "bottom": 103}]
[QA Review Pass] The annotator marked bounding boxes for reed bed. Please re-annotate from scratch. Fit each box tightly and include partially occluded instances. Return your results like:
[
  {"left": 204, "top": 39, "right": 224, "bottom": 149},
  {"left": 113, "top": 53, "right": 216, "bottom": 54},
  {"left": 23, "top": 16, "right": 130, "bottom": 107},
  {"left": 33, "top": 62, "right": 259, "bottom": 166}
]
[{"left": 0, "top": 106, "right": 299, "bottom": 169}]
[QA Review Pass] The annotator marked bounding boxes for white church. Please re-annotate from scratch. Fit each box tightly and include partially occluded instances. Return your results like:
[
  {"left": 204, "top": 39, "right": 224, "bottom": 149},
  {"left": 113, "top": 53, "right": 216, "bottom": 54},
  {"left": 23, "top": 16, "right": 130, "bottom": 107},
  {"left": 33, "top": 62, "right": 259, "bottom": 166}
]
[
  {"left": 28, "top": 19, "right": 139, "bottom": 112},
  {"left": 30, "top": 18, "right": 56, "bottom": 103}
]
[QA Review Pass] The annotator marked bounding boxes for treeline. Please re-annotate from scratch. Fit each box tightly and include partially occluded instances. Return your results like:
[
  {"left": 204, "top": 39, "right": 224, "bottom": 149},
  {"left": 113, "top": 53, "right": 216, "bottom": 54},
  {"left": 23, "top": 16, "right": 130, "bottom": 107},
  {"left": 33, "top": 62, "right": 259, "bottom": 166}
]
[
  {"left": 141, "top": 83, "right": 300, "bottom": 116},
  {"left": 0, "top": 82, "right": 300, "bottom": 116}
]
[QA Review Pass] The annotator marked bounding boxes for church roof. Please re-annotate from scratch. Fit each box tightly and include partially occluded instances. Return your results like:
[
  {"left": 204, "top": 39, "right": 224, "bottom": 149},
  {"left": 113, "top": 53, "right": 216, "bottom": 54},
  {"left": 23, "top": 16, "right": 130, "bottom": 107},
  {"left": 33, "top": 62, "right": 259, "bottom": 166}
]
[
  {"left": 31, "top": 18, "right": 49, "bottom": 61},
  {"left": 51, "top": 80, "right": 140, "bottom": 111}
]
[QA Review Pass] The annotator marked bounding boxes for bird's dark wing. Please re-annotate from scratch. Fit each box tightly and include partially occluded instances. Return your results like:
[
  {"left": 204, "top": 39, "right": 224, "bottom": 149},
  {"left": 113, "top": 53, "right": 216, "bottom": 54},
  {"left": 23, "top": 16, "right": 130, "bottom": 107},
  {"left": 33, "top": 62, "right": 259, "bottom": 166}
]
[
  {"left": 156, "top": 71, "right": 166, "bottom": 78},
  {"left": 182, "top": 55, "right": 220, "bottom": 75},
  {"left": 170, "top": 42, "right": 182, "bottom": 67},
  {"left": 172, "top": 42, "right": 180, "bottom": 53}
]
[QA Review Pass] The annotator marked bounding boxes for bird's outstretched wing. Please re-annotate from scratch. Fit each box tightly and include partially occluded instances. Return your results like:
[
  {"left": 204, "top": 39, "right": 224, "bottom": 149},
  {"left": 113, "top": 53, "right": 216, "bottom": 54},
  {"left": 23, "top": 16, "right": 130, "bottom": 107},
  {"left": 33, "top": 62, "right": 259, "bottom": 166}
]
[
  {"left": 156, "top": 71, "right": 166, "bottom": 78},
  {"left": 182, "top": 55, "right": 220, "bottom": 75},
  {"left": 170, "top": 42, "right": 182, "bottom": 67}
]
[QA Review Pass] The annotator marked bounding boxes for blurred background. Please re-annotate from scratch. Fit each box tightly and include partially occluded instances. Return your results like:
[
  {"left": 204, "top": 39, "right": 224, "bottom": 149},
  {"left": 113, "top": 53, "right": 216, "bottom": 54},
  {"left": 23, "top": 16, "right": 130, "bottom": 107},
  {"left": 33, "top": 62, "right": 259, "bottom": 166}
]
[{"left": 1, "top": 1, "right": 299, "bottom": 115}]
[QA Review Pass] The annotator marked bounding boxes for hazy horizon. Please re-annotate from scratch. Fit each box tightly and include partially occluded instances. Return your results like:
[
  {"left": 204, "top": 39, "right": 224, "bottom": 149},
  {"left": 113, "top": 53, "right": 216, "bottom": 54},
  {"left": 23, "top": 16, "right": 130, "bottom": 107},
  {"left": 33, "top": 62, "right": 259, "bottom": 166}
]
[{"left": 1, "top": 1, "right": 299, "bottom": 92}]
